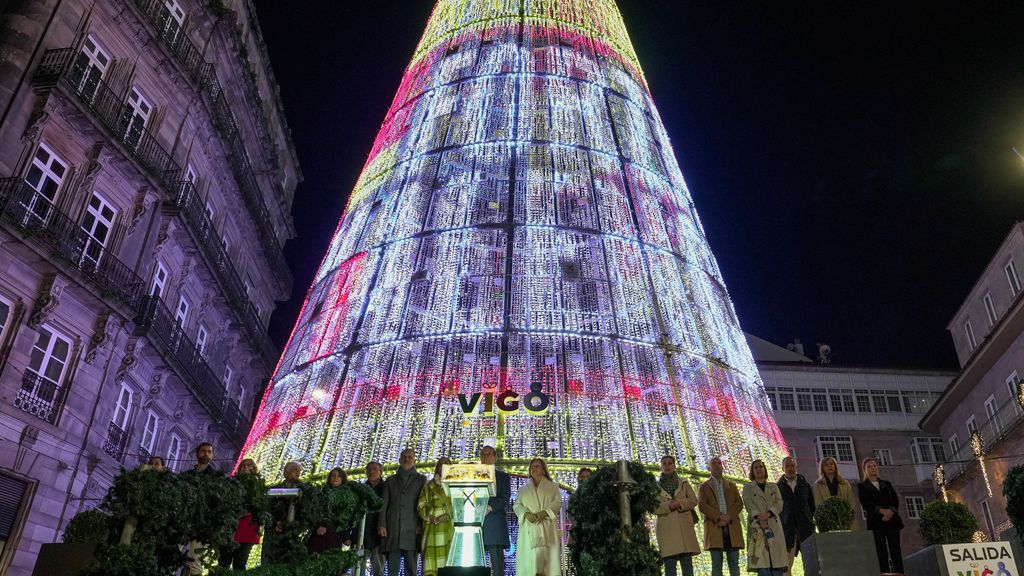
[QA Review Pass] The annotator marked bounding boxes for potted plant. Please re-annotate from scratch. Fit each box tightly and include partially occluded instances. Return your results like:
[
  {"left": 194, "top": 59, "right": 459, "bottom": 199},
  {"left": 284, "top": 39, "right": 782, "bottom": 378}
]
[
  {"left": 904, "top": 500, "right": 979, "bottom": 576},
  {"left": 1003, "top": 464, "right": 1024, "bottom": 559},
  {"left": 800, "top": 496, "right": 881, "bottom": 576}
]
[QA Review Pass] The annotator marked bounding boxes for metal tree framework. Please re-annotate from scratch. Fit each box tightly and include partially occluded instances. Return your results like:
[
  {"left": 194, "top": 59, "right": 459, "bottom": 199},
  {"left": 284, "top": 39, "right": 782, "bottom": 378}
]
[{"left": 240, "top": 0, "right": 788, "bottom": 486}]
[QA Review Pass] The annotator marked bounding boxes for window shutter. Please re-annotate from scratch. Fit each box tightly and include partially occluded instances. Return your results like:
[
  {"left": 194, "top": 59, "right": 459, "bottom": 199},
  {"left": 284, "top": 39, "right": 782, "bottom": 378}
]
[{"left": 0, "top": 474, "right": 29, "bottom": 539}]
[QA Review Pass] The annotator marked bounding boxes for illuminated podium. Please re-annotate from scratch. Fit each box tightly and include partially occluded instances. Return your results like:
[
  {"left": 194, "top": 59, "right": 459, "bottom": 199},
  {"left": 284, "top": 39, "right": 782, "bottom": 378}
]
[{"left": 437, "top": 463, "right": 495, "bottom": 576}]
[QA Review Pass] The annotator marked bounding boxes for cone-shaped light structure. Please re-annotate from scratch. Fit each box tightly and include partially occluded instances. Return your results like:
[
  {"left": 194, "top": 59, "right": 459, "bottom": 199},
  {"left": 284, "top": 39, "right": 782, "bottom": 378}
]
[{"left": 242, "top": 0, "right": 787, "bottom": 482}]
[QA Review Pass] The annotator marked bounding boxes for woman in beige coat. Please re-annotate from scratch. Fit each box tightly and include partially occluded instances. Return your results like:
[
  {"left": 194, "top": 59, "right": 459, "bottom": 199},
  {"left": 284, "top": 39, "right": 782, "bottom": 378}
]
[
  {"left": 654, "top": 456, "right": 700, "bottom": 576},
  {"left": 743, "top": 460, "right": 788, "bottom": 576},
  {"left": 812, "top": 456, "right": 859, "bottom": 531}
]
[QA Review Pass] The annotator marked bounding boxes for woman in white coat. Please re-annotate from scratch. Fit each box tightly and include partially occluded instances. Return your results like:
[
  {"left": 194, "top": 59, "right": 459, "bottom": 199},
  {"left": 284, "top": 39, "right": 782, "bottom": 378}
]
[
  {"left": 514, "top": 458, "right": 562, "bottom": 576},
  {"left": 743, "top": 459, "right": 789, "bottom": 576}
]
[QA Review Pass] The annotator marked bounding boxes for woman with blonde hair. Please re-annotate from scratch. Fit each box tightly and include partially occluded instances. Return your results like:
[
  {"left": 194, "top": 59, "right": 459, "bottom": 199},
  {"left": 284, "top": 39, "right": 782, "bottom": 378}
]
[
  {"left": 742, "top": 460, "right": 788, "bottom": 575},
  {"left": 514, "top": 458, "right": 562, "bottom": 576},
  {"left": 812, "top": 456, "right": 858, "bottom": 530},
  {"left": 857, "top": 457, "right": 904, "bottom": 574}
]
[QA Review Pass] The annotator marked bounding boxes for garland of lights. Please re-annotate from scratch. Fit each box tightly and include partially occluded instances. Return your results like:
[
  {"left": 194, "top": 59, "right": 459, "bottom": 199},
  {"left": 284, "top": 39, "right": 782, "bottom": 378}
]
[
  {"left": 240, "top": 0, "right": 788, "bottom": 529},
  {"left": 970, "top": 430, "right": 992, "bottom": 498}
]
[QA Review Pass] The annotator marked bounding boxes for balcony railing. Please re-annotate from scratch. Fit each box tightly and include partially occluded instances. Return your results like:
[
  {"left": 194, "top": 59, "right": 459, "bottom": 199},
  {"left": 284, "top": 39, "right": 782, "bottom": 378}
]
[
  {"left": 0, "top": 179, "right": 145, "bottom": 311},
  {"left": 130, "top": 0, "right": 215, "bottom": 88},
  {"left": 944, "top": 393, "right": 1024, "bottom": 486},
  {"left": 134, "top": 296, "right": 248, "bottom": 445},
  {"left": 172, "top": 182, "right": 277, "bottom": 362},
  {"left": 36, "top": 49, "right": 181, "bottom": 192},
  {"left": 103, "top": 422, "right": 130, "bottom": 461},
  {"left": 124, "top": 2, "right": 291, "bottom": 283},
  {"left": 14, "top": 371, "right": 68, "bottom": 424}
]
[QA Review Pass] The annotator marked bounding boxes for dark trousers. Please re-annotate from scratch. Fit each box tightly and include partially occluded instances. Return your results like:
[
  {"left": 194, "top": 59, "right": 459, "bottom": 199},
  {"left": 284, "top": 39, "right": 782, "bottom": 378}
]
[
  {"left": 485, "top": 545, "right": 505, "bottom": 576},
  {"left": 387, "top": 549, "right": 417, "bottom": 576},
  {"left": 218, "top": 543, "right": 254, "bottom": 571},
  {"left": 872, "top": 527, "right": 903, "bottom": 573}
]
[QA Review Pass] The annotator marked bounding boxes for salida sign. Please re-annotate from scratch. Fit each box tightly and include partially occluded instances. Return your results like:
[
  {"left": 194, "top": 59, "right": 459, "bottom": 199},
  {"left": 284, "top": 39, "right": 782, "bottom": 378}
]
[
  {"left": 458, "top": 381, "right": 551, "bottom": 416},
  {"left": 942, "top": 542, "right": 1017, "bottom": 576}
]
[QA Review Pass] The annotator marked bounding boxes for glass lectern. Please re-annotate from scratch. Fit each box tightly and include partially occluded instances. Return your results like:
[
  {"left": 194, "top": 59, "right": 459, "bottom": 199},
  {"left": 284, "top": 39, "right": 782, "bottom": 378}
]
[{"left": 438, "top": 463, "right": 495, "bottom": 576}]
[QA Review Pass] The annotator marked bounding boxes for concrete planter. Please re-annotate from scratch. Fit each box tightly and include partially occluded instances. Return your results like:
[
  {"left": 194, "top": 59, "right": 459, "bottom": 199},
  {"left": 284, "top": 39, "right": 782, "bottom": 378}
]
[
  {"left": 800, "top": 531, "right": 880, "bottom": 576},
  {"left": 31, "top": 542, "right": 97, "bottom": 576}
]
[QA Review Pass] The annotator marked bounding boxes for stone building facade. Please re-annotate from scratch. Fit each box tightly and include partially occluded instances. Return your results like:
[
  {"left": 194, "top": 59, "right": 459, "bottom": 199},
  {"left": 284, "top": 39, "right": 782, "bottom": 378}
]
[
  {"left": 0, "top": 0, "right": 299, "bottom": 573},
  {"left": 920, "top": 222, "right": 1024, "bottom": 541},
  {"left": 749, "top": 335, "right": 954, "bottom": 557}
]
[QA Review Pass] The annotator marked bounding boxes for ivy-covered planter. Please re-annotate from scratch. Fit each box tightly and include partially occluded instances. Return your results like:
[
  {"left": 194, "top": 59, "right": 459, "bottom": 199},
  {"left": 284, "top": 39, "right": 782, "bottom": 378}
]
[
  {"left": 31, "top": 542, "right": 97, "bottom": 576},
  {"left": 800, "top": 531, "right": 880, "bottom": 576}
]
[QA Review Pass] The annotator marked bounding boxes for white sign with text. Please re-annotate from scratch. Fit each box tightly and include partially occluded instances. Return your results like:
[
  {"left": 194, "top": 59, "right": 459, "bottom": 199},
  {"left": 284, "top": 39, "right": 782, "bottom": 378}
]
[{"left": 942, "top": 542, "right": 1017, "bottom": 576}]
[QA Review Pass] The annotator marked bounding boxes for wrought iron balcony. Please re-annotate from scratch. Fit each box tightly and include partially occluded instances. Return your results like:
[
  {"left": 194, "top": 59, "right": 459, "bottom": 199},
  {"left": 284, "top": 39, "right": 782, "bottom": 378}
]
[
  {"left": 14, "top": 370, "right": 68, "bottom": 424},
  {"left": 103, "top": 422, "right": 130, "bottom": 461},
  {"left": 123, "top": 3, "right": 292, "bottom": 284},
  {"left": 36, "top": 49, "right": 182, "bottom": 192},
  {"left": 129, "top": 0, "right": 216, "bottom": 89},
  {"left": 171, "top": 181, "right": 277, "bottom": 364},
  {"left": 0, "top": 178, "right": 145, "bottom": 311}
]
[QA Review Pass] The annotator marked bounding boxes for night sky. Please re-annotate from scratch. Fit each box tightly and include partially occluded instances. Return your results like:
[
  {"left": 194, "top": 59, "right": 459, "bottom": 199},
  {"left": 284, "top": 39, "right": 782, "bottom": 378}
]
[{"left": 253, "top": 1, "right": 1024, "bottom": 370}]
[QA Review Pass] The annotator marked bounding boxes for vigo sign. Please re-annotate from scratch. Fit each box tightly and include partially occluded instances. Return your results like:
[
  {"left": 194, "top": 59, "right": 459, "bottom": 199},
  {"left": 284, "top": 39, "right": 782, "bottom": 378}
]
[{"left": 458, "top": 382, "right": 551, "bottom": 416}]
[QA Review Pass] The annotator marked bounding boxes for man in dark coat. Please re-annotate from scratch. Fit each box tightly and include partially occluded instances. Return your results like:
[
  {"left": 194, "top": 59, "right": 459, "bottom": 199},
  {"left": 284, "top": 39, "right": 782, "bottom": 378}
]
[
  {"left": 378, "top": 448, "right": 425, "bottom": 576},
  {"left": 777, "top": 456, "right": 816, "bottom": 573},
  {"left": 362, "top": 461, "right": 386, "bottom": 576},
  {"left": 480, "top": 445, "right": 511, "bottom": 576}
]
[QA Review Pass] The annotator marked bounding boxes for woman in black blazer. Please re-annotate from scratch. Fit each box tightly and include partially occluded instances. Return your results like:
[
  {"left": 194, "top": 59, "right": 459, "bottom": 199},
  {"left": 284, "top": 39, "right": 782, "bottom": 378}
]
[{"left": 857, "top": 457, "right": 904, "bottom": 573}]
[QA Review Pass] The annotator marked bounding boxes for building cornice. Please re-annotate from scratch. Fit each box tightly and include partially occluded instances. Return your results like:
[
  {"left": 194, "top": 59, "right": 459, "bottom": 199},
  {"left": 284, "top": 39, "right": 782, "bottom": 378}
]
[{"left": 946, "top": 221, "right": 1024, "bottom": 330}]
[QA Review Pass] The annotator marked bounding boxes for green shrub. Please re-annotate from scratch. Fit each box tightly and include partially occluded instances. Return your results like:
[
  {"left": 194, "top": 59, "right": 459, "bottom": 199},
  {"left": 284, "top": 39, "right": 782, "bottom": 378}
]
[
  {"left": 1003, "top": 465, "right": 1024, "bottom": 546},
  {"left": 918, "top": 500, "right": 978, "bottom": 545},
  {"left": 568, "top": 462, "right": 661, "bottom": 576},
  {"left": 814, "top": 496, "right": 855, "bottom": 532},
  {"left": 62, "top": 509, "right": 113, "bottom": 545}
]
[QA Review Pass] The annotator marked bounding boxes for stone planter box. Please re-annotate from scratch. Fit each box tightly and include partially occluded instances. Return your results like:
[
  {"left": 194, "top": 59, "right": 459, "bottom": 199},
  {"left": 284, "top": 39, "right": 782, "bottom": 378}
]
[
  {"left": 801, "top": 531, "right": 880, "bottom": 576},
  {"left": 32, "top": 542, "right": 97, "bottom": 576}
]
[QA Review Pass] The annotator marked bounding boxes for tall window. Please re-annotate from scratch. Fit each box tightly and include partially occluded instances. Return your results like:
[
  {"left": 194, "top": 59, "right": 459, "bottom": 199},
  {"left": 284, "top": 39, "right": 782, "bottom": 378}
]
[
  {"left": 224, "top": 366, "right": 234, "bottom": 390},
  {"left": 122, "top": 87, "right": 152, "bottom": 149},
  {"left": 0, "top": 297, "right": 11, "bottom": 344},
  {"left": 981, "top": 499, "right": 996, "bottom": 539},
  {"left": 167, "top": 434, "right": 182, "bottom": 472},
  {"left": 1008, "top": 371, "right": 1022, "bottom": 416},
  {"left": 73, "top": 34, "right": 110, "bottom": 102},
  {"left": 204, "top": 201, "right": 215, "bottom": 224},
  {"left": 816, "top": 436, "right": 855, "bottom": 463},
  {"left": 16, "top": 326, "right": 72, "bottom": 423},
  {"left": 965, "top": 320, "right": 978, "bottom": 350},
  {"left": 967, "top": 416, "right": 978, "bottom": 436},
  {"left": 80, "top": 192, "right": 116, "bottom": 269},
  {"left": 910, "top": 438, "right": 945, "bottom": 464},
  {"left": 776, "top": 387, "right": 795, "bottom": 411},
  {"left": 797, "top": 390, "right": 813, "bottom": 412},
  {"left": 0, "top": 473, "right": 30, "bottom": 562},
  {"left": 151, "top": 262, "right": 169, "bottom": 298},
  {"left": 872, "top": 448, "right": 893, "bottom": 466},
  {"left": 103, "top": 383, "right": 132, "bottom": 459},
  {"left": 984, "top": 395, "right": 1002, "bottom": 436},
  {"left": 983, "top": 293, "right": 998, "bottom": 327},
  {"left": 175, "top": 297, "right": 189, "bottom": 327},
  {"left": 140, "top": 410, "right": 159, "bottom": 456},
  {"left": 23, "top": 144, "right": 67, "bottom": 225},
  {"left": 160, "top": 0, "right": 186, "bottom": 42},
  {"left": 1007, "top": 261, "right": 1022, "bottom": 295},
  {"left": 195, "top": 324, "right": 208, "bottom": 357},
  {"left": 905, "top": 497, "right": 925, "bottom": 519},
  {"left": 949, "top": 433, "right": 960, "bottom": 457}
]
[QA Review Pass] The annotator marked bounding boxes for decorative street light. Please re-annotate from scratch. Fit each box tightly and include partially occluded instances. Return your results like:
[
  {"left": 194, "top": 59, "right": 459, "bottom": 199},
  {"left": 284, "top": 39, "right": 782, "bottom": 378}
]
[{"left": 970, "top": 430, "right": 993, "bottom": 497}]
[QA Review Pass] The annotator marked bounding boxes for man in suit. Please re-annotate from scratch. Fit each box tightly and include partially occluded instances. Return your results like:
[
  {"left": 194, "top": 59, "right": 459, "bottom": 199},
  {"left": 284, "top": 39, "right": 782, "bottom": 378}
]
[
  {"left": 481, "top": 445, "right": 511, "bottom": 576},
  {"left": 777, "top": 456, "right": 815, "bottom": 574},
  {"left": 378, "top": 448, "right": 426, "bottom": 576},
  {"left": 698, "top": 456, "right": 744, "bottom": 576}
]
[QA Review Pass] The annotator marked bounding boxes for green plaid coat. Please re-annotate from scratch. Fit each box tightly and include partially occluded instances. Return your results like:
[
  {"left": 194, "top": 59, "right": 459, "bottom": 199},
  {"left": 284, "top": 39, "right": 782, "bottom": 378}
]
[{"left": 417, "top": 479, "right": 454, "bottom": 576}]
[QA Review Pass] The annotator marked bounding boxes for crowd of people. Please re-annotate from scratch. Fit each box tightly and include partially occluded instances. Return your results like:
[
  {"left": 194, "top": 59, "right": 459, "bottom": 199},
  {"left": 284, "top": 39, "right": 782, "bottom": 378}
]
[
  {"left": 155, "top": 443, "right": 906, "bottom": 576},
  {"left": 652, "top": 454, "right": 904, "bottom": 576}
]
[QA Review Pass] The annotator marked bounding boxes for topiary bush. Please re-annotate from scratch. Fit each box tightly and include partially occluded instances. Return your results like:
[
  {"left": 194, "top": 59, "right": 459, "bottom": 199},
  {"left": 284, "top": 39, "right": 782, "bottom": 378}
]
[
  {"left": 1005, "top": 465, "right": 1024, "bottom": 546},
  {"left": 814, "top": 496, "right": 855, "bottom": 532},
  {"left": 568, "top": 462, "right": 661, "bottom": 576},
  {"left": 62, "top": 508, "right": 114, "bottom": 545},
  {"left": 918, "top": 500, "right": 978, "bottom": 546}
]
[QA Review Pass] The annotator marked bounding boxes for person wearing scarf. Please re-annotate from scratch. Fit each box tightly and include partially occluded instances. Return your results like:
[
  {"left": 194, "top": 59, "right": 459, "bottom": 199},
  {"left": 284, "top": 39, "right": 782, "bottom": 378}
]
[
  {"left": 514, "top": 458, "right": 562, "bottom": 576},
  {"left": 378, "top": 448, "right": 426, "bottom": 576},
  {"left": 654, "top": 455, "right": 700, "bottom": 576},
  {"left": 417, "top": 457, "right": 454, "bottom": 576}
]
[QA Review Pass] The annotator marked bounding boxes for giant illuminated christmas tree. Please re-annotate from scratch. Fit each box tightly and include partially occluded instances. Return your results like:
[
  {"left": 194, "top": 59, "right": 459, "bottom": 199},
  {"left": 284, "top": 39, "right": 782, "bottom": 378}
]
[{"left": 241, "top": 0, "right": 788, "bottom": 485}]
